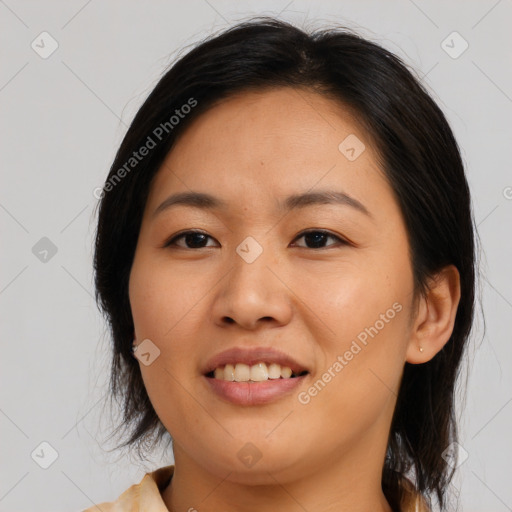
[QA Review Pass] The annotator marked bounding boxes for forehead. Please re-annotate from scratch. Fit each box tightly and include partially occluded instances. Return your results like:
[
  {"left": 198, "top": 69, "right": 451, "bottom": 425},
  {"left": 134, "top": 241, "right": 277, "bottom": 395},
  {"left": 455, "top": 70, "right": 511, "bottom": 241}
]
[
  {"left": 146, "top": 87, "right": 392, "bottom": 216},
  {"left": 168, "top": 87, "right": 371, "bottom": 167}
]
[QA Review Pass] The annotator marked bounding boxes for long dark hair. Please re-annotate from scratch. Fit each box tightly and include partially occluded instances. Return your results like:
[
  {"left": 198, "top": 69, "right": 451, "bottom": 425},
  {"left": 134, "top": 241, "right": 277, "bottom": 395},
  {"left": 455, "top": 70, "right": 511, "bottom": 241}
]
[{"left": 93, "top": 17, "right": 476, "bottom": 511}]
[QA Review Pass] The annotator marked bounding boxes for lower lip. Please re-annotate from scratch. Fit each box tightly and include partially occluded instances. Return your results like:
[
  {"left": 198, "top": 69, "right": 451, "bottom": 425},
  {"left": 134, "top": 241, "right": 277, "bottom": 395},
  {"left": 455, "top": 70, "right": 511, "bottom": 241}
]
[{"left": 204, "top": 375, "right": 308, "bottom": 406}]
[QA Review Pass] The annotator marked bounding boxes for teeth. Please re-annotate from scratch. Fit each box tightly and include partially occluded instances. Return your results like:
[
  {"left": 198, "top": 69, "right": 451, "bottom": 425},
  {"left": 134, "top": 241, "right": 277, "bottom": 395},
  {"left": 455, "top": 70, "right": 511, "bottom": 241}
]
[
  {"left": 250, "top": 362, "right": 268, "bottom": 382},
  {"left": 268, "top": 363, "right": 281, "bottom": 379},
  {"left": 224, "top": 363, "right": 235, "bottom": 381},
  {"left": 234, "top": 363, "right": 250, "bottom": 382},
  {"left": 280, "top": 366, "right": 292, "bottom": 378},
  {"left": 212, "top": 362, "right": 303, "bottom": 382}
]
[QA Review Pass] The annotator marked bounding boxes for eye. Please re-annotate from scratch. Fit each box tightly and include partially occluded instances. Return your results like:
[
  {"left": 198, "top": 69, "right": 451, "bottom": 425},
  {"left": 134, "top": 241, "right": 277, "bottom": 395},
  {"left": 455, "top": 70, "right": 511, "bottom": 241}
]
[
  {"left": 291, "top": 229, "right": 348, "bottom": 249},
  {"left": 163, "top": 230, "right": 218, "bottom": 249},
  {"left": 163, "top": 229, "right": 349, "bottom": 250}
]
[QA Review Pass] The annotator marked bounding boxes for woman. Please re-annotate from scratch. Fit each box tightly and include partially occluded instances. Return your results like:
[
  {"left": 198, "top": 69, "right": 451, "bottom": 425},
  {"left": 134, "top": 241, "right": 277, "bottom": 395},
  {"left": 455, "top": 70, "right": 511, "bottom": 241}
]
[{"left": 88, "top": 17, "right": 475, "bottom": 512}]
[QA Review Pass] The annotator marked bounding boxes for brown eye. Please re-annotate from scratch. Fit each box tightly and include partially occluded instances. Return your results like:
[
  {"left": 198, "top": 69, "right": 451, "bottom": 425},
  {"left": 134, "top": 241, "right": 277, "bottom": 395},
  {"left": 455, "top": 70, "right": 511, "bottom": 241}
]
[
  {"left": 164, "top": 229, "right": 348, "bottom": 250},
  {"left": 164, "top": 230, "right": 218, "bottom": 249},
  {"left": 292, "top": 230, "right": 348, "bottom": 249}
]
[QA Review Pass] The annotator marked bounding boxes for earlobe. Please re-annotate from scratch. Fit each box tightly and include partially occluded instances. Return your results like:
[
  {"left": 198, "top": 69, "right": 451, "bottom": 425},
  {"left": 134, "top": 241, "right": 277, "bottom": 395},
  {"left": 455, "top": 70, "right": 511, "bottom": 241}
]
[{"left": 406, "top": 265, "right": 461, "bottom": 364}]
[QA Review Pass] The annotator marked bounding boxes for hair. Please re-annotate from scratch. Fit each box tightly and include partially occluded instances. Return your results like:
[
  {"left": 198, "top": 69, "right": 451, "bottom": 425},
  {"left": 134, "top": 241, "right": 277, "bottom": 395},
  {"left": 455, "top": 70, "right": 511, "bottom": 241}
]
[{"left": 93, "top": 17, "right": 476, "bottom": 511}]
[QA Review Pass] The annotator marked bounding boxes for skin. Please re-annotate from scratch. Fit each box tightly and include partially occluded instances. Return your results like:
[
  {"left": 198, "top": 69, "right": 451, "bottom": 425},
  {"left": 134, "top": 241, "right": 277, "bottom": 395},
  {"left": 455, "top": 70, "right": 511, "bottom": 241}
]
[{"left": 128, "top": 87, "right": 461, "bottom": 512}]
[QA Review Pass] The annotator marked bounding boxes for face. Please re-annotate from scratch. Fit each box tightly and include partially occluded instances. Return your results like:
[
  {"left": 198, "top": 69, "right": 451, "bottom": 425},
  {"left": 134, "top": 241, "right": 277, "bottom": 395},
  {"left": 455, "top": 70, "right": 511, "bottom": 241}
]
[{"left": 129, "top": 87, "right": 417, "bottom": 484}]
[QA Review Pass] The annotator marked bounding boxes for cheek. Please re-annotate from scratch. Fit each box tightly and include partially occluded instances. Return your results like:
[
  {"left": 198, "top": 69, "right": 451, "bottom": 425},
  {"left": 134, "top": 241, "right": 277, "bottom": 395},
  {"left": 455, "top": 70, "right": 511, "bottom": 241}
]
[
  {"left": 129, "top": 251, "right": 209, "bottom": 408},
  {"left": 294, "top": 288, "right": 410, "bottom": 457},
  {"left": 293, "top": 248, "right": 412, "bottom": 408},
  {"left": 129, "top": 250, "right": 205, "bottom": 342},
  {"left": 293, "top": 248, "right": 412, "bottom": 345}
]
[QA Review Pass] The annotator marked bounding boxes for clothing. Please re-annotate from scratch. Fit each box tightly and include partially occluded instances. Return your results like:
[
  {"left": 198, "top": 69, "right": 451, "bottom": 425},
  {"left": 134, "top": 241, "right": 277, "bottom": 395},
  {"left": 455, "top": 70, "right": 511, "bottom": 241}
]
[{"left": 82, "top": 465, "right": 430, "bottom": 512}]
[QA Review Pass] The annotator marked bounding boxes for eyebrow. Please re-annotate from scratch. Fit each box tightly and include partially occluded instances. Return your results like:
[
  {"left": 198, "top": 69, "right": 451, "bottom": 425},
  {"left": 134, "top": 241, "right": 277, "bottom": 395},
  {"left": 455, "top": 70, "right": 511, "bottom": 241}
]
[{"left": 152, "top": 190, "right": 371, "bottom": 218}]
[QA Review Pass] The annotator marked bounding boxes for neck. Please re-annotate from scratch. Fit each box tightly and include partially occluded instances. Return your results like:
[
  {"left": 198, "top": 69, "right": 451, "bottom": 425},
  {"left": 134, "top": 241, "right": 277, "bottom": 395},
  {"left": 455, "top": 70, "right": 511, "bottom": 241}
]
[{"left": 162, "top": 435, "right": 393, "bottom": 512}]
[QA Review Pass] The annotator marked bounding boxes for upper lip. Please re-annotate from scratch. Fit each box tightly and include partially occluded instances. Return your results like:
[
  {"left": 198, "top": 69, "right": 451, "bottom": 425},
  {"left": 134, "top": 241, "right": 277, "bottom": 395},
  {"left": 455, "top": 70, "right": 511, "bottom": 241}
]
[{"left": 202, "top": 346, "right": 310, "bottom": 375}]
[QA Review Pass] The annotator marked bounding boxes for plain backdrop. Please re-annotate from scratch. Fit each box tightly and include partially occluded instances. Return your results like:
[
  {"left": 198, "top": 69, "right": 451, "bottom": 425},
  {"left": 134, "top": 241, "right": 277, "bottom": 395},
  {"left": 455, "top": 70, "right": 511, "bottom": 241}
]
[{"left": 1, "top": 1, "right": 511, "bottom": 511}]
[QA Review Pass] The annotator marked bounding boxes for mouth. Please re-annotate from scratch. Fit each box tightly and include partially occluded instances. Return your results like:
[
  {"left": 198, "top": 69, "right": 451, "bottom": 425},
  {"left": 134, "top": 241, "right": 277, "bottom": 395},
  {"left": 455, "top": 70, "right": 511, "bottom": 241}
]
[
  {"left": 202, "top": 347, "right": 310, "bottom": 405},
  {"left": 202, "top": 346, "right": 310, "bottom": 380},
  {"left": 203, "top": 370, "right": 309, "bottom": 406}
]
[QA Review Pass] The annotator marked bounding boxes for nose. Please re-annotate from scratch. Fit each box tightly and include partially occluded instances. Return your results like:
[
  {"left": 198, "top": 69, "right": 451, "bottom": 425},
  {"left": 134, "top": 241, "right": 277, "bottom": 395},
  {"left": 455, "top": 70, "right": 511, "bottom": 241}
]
[{"left": 210, "top": 243, "right": 293, "bottom": 330}]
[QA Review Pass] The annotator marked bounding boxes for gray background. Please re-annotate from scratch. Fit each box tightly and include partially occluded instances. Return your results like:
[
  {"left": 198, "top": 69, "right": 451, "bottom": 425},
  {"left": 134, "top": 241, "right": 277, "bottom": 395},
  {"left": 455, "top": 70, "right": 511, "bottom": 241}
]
[{"left": 1, "top": 1, "right": 511, "bottom": 511}]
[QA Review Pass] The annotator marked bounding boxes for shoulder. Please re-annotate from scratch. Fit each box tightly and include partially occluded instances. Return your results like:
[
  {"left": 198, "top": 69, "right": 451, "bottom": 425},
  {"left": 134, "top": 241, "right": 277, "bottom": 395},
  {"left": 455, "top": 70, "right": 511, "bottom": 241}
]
[
  {"left": 400, "top": 477, "right": 431, "bottom": 512},
  {"left": 81, "top": 465, "right": 174, "bottom": 512}
]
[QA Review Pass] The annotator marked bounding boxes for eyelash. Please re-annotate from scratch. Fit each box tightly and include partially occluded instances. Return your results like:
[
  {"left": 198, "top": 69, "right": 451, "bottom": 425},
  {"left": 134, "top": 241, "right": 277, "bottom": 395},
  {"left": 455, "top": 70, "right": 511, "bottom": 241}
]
[{"left": 163, "top": 229, "right": 350, "bottom": 250}]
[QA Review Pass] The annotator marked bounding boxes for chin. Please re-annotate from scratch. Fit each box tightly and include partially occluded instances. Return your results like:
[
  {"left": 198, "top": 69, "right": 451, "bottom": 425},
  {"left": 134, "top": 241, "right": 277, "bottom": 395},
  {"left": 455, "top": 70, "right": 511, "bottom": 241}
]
[{"left": 193, "top": 438, "right": 304, "bottom": 484}]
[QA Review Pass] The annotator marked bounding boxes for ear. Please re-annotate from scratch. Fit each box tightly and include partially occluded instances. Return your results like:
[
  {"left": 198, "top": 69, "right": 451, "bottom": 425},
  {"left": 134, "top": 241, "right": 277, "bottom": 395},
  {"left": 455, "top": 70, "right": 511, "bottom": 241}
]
[{"left": 406, "top": 264, "right": 461, "bottom": 364}]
